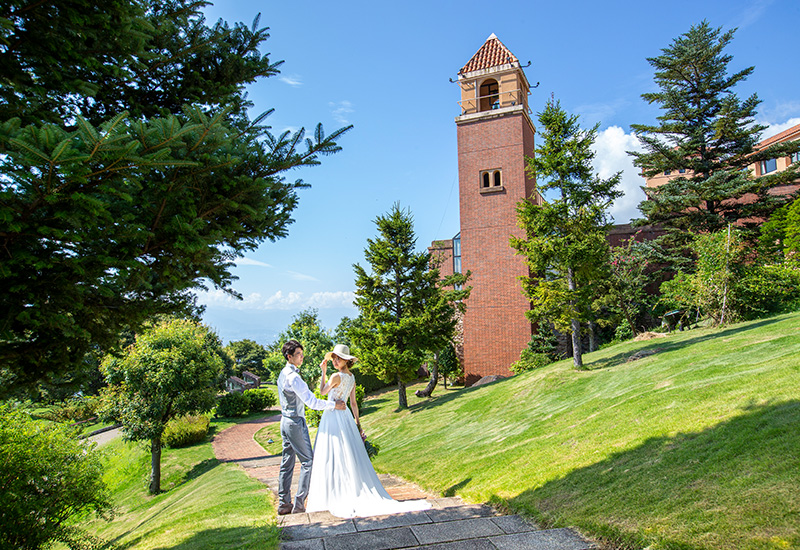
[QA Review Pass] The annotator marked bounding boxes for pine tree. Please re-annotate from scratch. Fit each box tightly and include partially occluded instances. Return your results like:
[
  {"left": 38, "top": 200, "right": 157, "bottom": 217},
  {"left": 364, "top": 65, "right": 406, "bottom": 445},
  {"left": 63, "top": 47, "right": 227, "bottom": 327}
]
[
  {"left": 511, "top": 97, "right": 621, "bottom": 370},
  {"left": 631, "top": 21, "right": 799, "bottom": 239},
  {"left": 352, "top": 204, "right": 469, "bottom": 408},
  {"left": 0, "top": 2, "right": 351, "bottom": 392}
]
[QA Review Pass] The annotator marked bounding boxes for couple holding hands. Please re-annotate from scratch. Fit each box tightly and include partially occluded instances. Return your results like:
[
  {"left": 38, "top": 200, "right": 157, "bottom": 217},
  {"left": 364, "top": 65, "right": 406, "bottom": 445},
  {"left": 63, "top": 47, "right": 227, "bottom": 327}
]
[{"left": 276, "top": 340, "right": 431, "bottom": 519}]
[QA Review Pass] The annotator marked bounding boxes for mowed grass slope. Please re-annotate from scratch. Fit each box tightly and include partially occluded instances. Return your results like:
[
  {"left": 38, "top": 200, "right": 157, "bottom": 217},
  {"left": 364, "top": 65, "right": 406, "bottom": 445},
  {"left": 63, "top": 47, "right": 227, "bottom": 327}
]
[
  {"left": 363, "top": 313, "right": 800, "bottom": 550},
  {"left": 72, "top": 417, "right": 280, "bottom": 550}
]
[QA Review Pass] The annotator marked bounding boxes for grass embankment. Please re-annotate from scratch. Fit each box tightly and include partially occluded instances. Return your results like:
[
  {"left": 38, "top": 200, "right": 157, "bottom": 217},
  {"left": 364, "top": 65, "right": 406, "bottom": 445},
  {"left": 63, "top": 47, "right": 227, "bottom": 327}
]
[
  {"left": 363, "top": 313, "right": 800, "bottom": 550},
  {"left": 75, "top": 415, "right": 280, "bottom": 550}
]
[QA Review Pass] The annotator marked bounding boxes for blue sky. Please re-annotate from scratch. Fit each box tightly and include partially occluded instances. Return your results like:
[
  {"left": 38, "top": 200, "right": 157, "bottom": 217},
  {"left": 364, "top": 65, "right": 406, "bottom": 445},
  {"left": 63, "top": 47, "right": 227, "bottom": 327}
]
[{"left": 195, "top": 0, "right": 800, "bottom": 345}]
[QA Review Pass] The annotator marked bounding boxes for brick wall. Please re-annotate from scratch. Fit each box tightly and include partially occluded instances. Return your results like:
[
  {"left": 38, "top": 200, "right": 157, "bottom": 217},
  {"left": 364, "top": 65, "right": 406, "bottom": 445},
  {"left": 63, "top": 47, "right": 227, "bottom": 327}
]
[{"left": 457, "top": 111, "right": 535, "bottom": 384}]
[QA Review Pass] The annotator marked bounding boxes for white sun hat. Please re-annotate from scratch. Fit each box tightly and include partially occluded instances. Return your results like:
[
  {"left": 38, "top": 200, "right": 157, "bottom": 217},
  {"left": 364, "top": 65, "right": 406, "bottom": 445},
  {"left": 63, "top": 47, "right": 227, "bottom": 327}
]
[{"left": 324, "top": 343, "right": 358, "bottom": 362}]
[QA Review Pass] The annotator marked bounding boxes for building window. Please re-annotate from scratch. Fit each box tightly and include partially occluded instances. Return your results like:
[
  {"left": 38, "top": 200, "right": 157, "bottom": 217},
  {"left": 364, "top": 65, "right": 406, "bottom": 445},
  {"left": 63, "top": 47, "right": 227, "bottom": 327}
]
[
  {"left": 678, "top": 168, "right": 686, "bottom": 174},
  {"left": 479, "top": 169, "right": 502, "bottom": 192},
  {"left": 663, "top": 170, "right": 671, "bottom": 175},
  {"left": 790, "top": 151, "right": 800, "bottom": 164},
  {"left": 760, "top": 158, "right": 777, "bottom": 174},
  {"left": 478, "top": 79, "right": 499, "bottom": 112}
]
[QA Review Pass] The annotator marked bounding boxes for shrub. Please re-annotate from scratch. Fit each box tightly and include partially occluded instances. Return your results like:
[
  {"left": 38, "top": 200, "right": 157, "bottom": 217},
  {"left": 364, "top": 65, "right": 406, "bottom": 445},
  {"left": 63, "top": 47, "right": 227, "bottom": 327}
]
[
  {"left": 613, "top": 318, "right": 635, "bottom": 342},
  {"left": 163, "top": 415, "right": 210, "bottom": 448},
  {"left": 216, "top": 391, "right": 250, "bottom": 417},
  {"left": 510, "top": 349, "right": 552, "bottom": 374},
  {"left": 355, "top": 384, "right": 365, "bottom": 411},
  {"left": 350, "top": 366, "right": 388, "bottom": 393},
  {"left": 510, "top": 328, "right": 560, "bottom": 373},
  {"left": 0, "top": 403, "right": 112, "bottom": 550},
  {"left": 41, "top": 395, "right": 101, "bottom": 423},
  {"left": 244, "top": 388, "right": 277, "bottom": 413},
  {"left": 735, "top": 263, "right": 800, "bottom": 320}
]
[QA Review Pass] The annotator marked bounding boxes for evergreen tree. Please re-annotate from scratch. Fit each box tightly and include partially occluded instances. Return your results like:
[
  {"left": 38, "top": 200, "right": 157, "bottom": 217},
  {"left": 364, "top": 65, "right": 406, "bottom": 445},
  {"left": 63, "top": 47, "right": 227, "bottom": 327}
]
[
  {"left": 631, "top": 21, "right": 799, "bottom": 239},
  {"left": 225, "top": 339, "right": 269, "bottom": 378},
  {"left": 511, "top": 97, "right": 621, "bottom": 370},
  {"left": 352, "top": 204, "right": 469, "bottom": 408},
  {"left": 0, "top": 2, "right": 351, "bottom": 393}
]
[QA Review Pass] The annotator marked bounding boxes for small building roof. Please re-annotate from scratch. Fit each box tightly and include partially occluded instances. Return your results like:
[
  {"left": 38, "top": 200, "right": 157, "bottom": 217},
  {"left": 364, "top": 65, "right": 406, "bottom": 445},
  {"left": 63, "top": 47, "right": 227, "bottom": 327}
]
[{"left": 460, "top": 33, "right": 519, "bottom": 74}]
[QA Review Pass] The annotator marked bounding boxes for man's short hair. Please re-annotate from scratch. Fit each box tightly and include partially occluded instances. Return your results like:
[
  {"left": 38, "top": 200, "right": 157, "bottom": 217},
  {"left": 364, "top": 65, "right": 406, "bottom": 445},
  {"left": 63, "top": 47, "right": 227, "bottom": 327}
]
[{"left": 282, "top": 339, "right": 303, "bottom": 360}]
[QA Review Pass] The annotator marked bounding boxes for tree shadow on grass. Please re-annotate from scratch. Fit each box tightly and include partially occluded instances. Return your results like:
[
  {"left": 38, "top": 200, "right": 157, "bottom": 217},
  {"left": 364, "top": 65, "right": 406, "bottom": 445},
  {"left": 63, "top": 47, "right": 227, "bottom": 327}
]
[
  {"left": 406, "top": 386, "right": 477, "bottom": 414},
  {"left": 502, "top": 400, "right": 800, "bottom": 549},
  {"left": 584, "top": 316, "right": 785, "bottom": 371},
  {"left": 184, "top": 458, "right": 217, "bottom": 482},
  {"left": 117, "top": 525, "right": 280, "bottom": 550}
]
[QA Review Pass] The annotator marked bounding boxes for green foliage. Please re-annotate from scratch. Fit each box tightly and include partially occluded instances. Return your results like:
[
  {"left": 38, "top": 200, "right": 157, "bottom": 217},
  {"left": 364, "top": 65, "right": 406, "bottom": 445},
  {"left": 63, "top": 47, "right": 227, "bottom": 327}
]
[
  {"left": 0, "top": 403, "right": 112, "bottom": 550},
  {"left": 163, "top": 414, "right": 210, "bottom": 448},
  {"left": 0, "top": 1, "right": 351, "bottom": 394},
  {"left": 100, "top": 318, "right": 224, "bottom": 493},
  {"left": 735, "top": 263, "right": 800, "bottom": 320},
  {"left": 613, "top": 318, "right": 635, "bottom": 342},
  {"left": 355, "top": 384, "right": 365, "bottom": 411},
  {"left": 438, "top": 344, "right": 462, "bottom": 386},
  {"left": 656, "top": 229, "right": 800, "bottom": 325},
  {"left": 351, "top": 366, "right": 389, "bottom": 393},
  {"left": 268, "top": 309, "right": 334, "bottom": 387},
  {"left": 760, "top": 195, "right": 800, "bottom": 265},
  {"left": 225, "top": 339, "right": 269, "bottom": 379},
  {"left": 510, "top": 327, "right": 560, "bottom": 374},
  {"left": 40, "top": 395, "right": 102, "bottom": 423},
  {"left": 352, "top": 203, "right": 471, "bottom": 408},
  {"left": 595, "top": 236, "right": 654, "bottom": 336},
  {"left": 216, "top": 392, "right": 251, "bottom": 418},
  {"left": 511, "top": 97, "right": 621, "bottom": 369},
  {"left": 631, "top": 21, "right": 799, "bottom": 241},
  {"left": 245, "top": 388, "right": 278, "bottom": 412}
]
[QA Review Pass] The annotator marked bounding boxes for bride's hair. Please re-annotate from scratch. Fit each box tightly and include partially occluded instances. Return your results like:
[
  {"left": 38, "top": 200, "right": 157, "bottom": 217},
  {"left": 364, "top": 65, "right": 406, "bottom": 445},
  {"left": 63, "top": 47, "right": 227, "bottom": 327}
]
[{"left": 333, "top": 354, "right": 355, "bottom": 368}]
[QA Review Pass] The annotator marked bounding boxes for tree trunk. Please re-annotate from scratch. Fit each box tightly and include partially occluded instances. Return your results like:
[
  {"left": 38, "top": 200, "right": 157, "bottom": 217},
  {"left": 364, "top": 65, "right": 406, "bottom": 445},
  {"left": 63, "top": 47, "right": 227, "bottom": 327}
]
[
  {"left": 149, "top": 436, "right": 162, "bottom": 494},
  {"left": 397, "top": 375, "right": 407, "bottom": 409},
  {"left": 567, "top": 266, "right": 583, "bottom": 370},
  {"left": 588, "top": 320, "right": 597, "bottom": 353},
  {"left": 414, "top": 353, "right": 439, "bottom": 398}
]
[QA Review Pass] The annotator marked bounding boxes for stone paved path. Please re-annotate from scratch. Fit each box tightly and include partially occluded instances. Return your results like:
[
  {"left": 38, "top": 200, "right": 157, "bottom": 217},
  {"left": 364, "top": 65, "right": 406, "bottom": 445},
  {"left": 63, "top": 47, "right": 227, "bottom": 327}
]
[{"left": 212, "top": 413, "right": 596, "bottom": 550}]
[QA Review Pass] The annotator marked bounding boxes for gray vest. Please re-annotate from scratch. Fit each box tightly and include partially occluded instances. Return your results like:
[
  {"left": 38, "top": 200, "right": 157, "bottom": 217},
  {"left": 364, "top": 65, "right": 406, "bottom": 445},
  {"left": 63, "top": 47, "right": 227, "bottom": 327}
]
[{"left": 277, "top": 364, "right": 304, "bottom": 418}]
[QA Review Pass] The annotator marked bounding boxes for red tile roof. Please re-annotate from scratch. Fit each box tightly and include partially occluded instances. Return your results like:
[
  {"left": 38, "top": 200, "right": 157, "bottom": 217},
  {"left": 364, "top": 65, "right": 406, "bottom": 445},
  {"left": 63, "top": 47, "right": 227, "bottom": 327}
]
[
  {"left": 756, "top": 122, "right": 800, "bottom": 149},
  {"left": 460, "top": 33, "right": 518, "bottom": 74}
]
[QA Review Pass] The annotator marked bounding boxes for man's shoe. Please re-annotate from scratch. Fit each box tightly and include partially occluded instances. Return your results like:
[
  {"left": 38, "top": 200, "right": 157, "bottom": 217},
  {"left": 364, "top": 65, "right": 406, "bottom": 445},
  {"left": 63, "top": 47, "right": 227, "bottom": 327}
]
[
  {"left": 277, "top": 504, "right": 293, "bottom": 516},
  {"left": 292, "top": 505, "right": 305, "bottom": 514}
]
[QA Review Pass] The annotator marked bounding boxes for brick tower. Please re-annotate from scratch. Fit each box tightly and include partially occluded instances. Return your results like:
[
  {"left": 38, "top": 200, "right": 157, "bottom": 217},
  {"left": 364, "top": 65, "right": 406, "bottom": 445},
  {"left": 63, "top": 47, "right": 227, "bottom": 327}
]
[{"left": 454, "top": 34, "right": 541, "bottom": 384}]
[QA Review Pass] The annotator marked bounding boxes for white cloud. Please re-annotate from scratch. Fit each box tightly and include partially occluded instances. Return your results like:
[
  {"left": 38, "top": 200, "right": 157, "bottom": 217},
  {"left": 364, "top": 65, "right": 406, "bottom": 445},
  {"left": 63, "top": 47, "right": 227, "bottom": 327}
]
[
  {"left": 329, "top": 100, "right": 354, "bottom": 124},
  {"left": 306, "top": 291, "right": 355, "bottom": 309},
  {"left": 288, "top": 270, "right": 318, "bottom": 282},
  {"left": 591, "top": 126, "right": 647, "bottom": 224},
  {"left": 761, "top": 117, "right": 800, "bottom": 140},
  {"left": 235, "top": 257, "right": 272, "bottom": 268},
  {"left": 195, "top": 289, "right": 355, "bottom": 311},
  {"left": 279, "top": 74, "right": 303, "bottom": 87}
]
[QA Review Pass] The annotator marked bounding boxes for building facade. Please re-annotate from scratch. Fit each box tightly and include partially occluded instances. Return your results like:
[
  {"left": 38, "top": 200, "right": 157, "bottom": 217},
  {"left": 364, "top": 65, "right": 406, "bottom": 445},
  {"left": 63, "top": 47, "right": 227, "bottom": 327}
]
[{"left": 444, "top": 34, "right": 543, "bottom": 384}]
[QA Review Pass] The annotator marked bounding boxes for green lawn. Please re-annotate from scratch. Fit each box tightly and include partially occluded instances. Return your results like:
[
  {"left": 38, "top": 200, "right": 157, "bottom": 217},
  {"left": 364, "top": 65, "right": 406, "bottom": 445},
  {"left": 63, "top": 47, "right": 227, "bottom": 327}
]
[
  {"left": 362, "top": 313, "right": 800, "bottom": 550},
  {"left": 72, "top": 415, "right": 280, "bottom": 550}
]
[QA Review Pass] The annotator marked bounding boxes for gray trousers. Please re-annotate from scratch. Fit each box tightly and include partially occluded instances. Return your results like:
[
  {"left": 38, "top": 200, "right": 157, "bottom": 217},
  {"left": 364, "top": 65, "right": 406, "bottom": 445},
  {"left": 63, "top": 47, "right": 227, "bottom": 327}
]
[{"left": 279, "top": 415, "right": 313, "bottom": 511}]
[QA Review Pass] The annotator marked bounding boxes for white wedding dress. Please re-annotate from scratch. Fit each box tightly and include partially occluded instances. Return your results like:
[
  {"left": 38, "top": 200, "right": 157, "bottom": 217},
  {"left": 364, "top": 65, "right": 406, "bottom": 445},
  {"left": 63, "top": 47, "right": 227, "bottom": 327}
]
[{"left": 306, "top": 371, "right": 431, "bottom": 518}]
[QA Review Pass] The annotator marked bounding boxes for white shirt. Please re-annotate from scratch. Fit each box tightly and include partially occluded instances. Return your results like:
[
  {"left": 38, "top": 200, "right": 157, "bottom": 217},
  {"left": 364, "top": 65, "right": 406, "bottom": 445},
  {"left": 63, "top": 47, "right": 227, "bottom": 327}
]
[{"left": 277, "top": 362, "right": 334, "bottom": 418}]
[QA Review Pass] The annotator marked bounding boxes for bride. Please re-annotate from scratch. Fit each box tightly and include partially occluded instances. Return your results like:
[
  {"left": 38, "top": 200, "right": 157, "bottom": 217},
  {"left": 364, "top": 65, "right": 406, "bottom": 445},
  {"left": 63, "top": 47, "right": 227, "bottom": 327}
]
[{"left": 306, "top": 344, "right": 431, "bottom": 518}]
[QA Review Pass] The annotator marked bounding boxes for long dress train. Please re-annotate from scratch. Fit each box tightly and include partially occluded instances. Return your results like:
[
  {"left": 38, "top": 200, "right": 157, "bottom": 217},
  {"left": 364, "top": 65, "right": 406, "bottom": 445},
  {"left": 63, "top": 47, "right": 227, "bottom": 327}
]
[{"left": 306, "top": 372, "right": 431, "bottom": 518}]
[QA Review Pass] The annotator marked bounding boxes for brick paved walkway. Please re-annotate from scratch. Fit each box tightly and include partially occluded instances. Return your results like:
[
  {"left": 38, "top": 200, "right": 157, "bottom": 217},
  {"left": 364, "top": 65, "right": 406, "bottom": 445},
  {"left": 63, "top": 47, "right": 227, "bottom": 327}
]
[{"left": 211, "top": 413, "right": 597, "bottom": 549}]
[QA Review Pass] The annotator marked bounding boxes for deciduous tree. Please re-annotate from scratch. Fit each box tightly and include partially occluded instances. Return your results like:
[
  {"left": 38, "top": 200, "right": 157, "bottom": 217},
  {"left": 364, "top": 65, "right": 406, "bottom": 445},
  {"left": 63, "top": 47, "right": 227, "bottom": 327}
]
[{"left": 100, "top": 318, "right": 224, "bottom": 494}]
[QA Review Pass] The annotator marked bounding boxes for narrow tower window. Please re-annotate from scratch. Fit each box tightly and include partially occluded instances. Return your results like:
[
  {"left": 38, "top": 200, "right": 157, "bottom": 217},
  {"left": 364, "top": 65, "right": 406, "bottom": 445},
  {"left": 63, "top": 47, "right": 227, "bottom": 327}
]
[
  {"left": 479, "top": 79, "right": 499, "bottom": 112},
  {"left": 479, "top": 169, "right": 503, "bottom": 192}
]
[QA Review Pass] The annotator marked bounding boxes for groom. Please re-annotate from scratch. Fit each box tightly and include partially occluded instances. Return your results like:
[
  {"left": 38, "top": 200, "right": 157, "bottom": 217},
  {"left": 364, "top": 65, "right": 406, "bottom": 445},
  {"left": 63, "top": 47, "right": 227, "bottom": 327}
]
[{"left": 277, "top": 339, "right": 345, "bottom": 515}]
